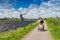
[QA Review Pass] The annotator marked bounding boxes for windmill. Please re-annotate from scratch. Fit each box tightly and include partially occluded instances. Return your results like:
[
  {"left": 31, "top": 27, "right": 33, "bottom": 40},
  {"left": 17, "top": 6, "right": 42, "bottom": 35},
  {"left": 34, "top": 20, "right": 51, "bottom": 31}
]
[{"left": 19, "top": 9, "right": 27, "bottom": 21}]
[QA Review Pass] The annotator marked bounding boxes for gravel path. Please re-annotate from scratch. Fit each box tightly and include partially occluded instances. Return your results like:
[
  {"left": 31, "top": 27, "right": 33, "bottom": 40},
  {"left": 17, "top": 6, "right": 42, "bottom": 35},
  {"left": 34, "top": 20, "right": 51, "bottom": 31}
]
[{"left": 22, "top": 21, "right": 52, "bottom": 40}]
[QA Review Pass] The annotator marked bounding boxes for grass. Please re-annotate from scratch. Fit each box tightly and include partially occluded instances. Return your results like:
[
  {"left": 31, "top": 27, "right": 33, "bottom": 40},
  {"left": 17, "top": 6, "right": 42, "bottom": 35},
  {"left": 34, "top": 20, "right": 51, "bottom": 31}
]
[
  {"left": 46, "top": 18, "right": 60, "bottom": 40},
  {"left": 0, "top": 18, "right": 21, "bottom": 22},
  {"left": 0, "top": 21, "right": 39, "bottom": 40}
]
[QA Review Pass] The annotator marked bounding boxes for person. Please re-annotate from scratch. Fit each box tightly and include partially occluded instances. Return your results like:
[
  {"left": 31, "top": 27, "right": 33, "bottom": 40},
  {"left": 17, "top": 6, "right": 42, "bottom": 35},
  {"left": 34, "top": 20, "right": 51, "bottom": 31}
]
[
  {"left": 40, "top": 19, "right": 44, "bottom": 25},
  {"left": 40, "top": 19, "right": 44, "bottom": 30}
]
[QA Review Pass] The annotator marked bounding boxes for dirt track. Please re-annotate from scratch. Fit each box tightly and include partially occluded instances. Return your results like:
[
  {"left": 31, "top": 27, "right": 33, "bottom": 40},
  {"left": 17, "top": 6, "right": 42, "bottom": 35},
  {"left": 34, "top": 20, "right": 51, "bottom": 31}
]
[{"left": 22, "top": 21, "right": 52, "bottom": 40}]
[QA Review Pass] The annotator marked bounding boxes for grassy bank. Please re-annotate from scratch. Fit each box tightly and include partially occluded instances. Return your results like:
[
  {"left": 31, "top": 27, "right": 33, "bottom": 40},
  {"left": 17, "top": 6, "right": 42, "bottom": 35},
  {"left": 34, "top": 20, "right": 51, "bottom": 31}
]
[
  {"left": 0, "top": 21, "right": 39, "bottom": 40},
  {"left": 46, "top": 18, "right": 60, "bottom": 40}
]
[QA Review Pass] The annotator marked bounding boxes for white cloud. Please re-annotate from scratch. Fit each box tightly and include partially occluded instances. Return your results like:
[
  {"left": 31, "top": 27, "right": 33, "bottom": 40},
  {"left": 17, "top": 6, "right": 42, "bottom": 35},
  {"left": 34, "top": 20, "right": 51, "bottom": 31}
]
[
  {"left": 0, "top": 0, "right": 60, "bottom": 18},
  {"left": 0, "top": 8, "right": 20, "bottom": 18},
  {"left": 0, "top": 0, "right": 12, "bottom": 9},
  {"left": 19, "top": 1, "right": 60, "bottom": 18}
]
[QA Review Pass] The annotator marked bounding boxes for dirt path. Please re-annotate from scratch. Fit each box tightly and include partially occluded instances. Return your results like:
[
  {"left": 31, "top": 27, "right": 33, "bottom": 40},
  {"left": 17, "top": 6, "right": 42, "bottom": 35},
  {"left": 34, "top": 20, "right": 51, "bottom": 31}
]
[{"left": 22, "top": 21, "right": 52, "bottom": 40}]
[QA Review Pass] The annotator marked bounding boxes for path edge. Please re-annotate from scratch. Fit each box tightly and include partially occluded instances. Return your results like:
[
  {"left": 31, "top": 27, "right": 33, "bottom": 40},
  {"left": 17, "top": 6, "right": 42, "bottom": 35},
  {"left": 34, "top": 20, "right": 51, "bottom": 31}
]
[
  {"left": 45, "top": 21, "right": 54, "bottom": 40},
  {"left": 21, "top": 26, "right": 38, "bottom": 40}
]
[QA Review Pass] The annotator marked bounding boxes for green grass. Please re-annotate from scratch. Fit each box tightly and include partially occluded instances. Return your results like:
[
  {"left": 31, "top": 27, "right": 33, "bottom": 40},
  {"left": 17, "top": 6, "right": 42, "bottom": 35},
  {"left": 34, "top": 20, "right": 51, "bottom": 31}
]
[
  {"left": 0, "top": 18, "right": 21, "bottom": 22},
  {"left": 0, "top": 21, "right": 39, "bottom": 40},
  {"left": 46, "top": 18, "right": 60, "bottom": 40}
]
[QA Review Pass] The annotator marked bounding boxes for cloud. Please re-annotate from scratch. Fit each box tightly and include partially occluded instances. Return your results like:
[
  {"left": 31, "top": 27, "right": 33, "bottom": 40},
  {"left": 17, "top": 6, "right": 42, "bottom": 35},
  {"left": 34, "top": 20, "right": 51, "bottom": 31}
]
[
  {"left": 0, "top": 0, "right": 13, "bottom": 9},
  {"left": 0, "top": 7, "right": 20, "bottom": 18},
  {"left": 22, "top": 0, "right": 60, "bottom": 18},
  {"left": 0, "top": 4, "right": 12, "bottom": 9},
  {"left": 42, "top": 0, "right": 60, "bottom": 18},
  {"left": 18, "top": 0, "right": 60, "bottom": 18},
  {"left": 0, "top": 0, "right": 60, "bottom": 18}
]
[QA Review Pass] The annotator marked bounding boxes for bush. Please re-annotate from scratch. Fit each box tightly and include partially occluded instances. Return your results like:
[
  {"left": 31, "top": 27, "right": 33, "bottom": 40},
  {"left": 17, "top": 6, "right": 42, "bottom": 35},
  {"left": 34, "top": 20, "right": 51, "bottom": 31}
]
[
  {"left": 46, "top": 18, "right": 60, "bottom": 40},
  {"left": 46, "top": 18, "right": 59, "bottom": 26}
]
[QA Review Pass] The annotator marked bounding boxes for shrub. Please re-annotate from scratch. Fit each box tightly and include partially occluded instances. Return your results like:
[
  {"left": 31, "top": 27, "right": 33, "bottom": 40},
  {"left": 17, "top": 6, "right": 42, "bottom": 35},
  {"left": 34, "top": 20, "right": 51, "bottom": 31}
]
[
  {"left": 47, "top": 18, "right": 59, "bottom": 26},
  {"left": 46, "top": 18, "right": 60, "bottom": 40}
]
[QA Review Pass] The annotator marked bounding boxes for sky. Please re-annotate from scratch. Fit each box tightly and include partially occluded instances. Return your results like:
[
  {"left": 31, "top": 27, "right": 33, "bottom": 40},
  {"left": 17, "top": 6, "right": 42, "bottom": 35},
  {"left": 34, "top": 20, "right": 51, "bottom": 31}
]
[
  {"left": 0, "top": 0, "right": 48, "bottom": 9},
  {"left": 0, "top": 0, "right": 60, "bottom": 18}
]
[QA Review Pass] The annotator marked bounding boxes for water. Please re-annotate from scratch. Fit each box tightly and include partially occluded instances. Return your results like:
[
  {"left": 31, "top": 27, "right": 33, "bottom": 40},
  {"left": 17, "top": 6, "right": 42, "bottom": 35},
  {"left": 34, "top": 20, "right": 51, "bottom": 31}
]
[{"left": 0, "top": 21, "right": 36, "bottom": 32}]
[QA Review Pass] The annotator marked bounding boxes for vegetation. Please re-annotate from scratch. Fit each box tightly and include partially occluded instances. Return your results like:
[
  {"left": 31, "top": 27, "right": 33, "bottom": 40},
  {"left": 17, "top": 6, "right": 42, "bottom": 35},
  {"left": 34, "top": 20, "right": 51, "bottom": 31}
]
[
  {"left": 0, "top": 17, "right": 37, "bottom": 22},
  {"left": 0, "top": 18, "right": 21, "bottom": 22},
  {"left": 46, "top": 18, "right": 60, "bottom": 40},
  {"left": 0, "top": 21, "right": 39, "bottom": 40}
]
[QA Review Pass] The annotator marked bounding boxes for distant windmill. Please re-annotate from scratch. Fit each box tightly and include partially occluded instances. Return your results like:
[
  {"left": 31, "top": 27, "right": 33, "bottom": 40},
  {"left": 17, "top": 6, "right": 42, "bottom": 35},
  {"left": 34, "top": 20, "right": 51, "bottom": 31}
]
[
  {"left": 20, "top": 14, "right": 24, "bottom": 21},
  {"left": 20, "top": 9, "right": 27, "bottom": 21}
]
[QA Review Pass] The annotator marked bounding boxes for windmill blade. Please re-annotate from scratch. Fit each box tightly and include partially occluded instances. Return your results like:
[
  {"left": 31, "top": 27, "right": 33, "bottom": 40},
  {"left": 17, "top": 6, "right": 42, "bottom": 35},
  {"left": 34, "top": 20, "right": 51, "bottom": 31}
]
[{"left": 22, "top": 13, "right": 27, "bottom": 15}]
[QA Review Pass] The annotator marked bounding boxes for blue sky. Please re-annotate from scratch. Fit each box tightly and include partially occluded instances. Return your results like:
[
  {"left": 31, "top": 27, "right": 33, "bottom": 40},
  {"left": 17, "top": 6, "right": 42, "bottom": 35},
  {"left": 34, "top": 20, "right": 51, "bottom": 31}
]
[
  {"left": 13, "top": 0, "right": 49, "bottom": 9},
  {"left": 0, "top": 0, "right": 60, "bottom": 18},
  {"left": 0, "top": 0, "right": 49, "bottom": 9}
]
